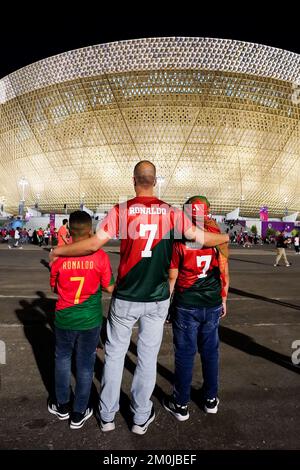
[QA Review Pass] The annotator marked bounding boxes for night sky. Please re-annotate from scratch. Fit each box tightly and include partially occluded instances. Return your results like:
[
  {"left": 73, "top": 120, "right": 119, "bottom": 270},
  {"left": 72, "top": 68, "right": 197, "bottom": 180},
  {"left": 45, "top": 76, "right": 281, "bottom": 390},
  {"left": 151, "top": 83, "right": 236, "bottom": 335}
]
[{"left": 0, "top": 6, "right": 298, "bottom": 78}]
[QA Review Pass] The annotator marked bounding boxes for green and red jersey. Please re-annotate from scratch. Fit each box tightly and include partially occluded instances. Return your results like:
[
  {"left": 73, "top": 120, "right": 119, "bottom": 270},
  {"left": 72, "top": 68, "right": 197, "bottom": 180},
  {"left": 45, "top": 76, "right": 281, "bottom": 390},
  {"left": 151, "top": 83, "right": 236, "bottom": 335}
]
[
  {"left": 170, "top": 241, "right": 222, "bottom": 307},
  {"left": 100, "top": 196, "right": 188, "bottom": 302},
  {"left": 50, "top": 250, "right": 114, "bottom": 330}
]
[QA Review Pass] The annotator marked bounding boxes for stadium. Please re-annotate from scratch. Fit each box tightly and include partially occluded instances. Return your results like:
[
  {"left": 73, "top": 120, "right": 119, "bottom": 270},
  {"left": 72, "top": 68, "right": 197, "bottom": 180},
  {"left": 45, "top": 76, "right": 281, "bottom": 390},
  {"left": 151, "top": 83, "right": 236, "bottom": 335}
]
[
  {"left": 1, "top": 34, "right": 300, "bottom": 455},
  {"left": 0, "top": 37, "right": 300, "bottom": 217}
]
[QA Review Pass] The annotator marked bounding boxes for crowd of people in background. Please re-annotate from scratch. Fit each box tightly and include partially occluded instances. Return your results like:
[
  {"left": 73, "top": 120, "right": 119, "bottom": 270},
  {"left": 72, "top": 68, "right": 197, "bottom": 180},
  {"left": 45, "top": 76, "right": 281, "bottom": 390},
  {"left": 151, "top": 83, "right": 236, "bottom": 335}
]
[
  {"left": 0, "top": 225, "right": 65, "bottom": 248},
  {"left": 0, "top": 219, "right": 299, "bottom": 254}
]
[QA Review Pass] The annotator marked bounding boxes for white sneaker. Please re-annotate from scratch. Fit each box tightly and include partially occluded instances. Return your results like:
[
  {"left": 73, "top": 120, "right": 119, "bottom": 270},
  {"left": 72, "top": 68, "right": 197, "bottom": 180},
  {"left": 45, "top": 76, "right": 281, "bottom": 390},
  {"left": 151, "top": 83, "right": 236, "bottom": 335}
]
[
  {"left": 100, "top": 418, "right": 115, "bottom": 432},
  {"left": 131, "top": 406, "right": 155, "bottom": 435}
]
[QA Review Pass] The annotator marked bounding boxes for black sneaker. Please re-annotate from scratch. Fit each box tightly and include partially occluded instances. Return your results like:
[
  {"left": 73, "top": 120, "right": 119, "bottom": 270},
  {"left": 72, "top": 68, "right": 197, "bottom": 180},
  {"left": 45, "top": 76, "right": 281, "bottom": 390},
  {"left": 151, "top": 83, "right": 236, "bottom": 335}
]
[
  {"left": 48, "top": 399, "right": 70, "bottom": 420},
  {"left": 131, "top": 406, "right": 155, "bottom": 435},
  {"left": 163, "top": 396, "right": 189, "bottom": 421},
  {"left": 204, "top": 397, "right": 219, "bottom": 414},
  {"left": 70, "top": 407, "right": 93, "bottom": 429}
]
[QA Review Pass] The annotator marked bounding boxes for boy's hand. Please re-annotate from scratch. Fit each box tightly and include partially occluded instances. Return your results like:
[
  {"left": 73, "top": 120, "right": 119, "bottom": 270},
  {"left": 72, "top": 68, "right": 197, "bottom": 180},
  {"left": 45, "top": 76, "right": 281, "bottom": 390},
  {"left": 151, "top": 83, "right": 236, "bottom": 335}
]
[{"left": 221, "top": 299, "right": 227, "bottom": 318}]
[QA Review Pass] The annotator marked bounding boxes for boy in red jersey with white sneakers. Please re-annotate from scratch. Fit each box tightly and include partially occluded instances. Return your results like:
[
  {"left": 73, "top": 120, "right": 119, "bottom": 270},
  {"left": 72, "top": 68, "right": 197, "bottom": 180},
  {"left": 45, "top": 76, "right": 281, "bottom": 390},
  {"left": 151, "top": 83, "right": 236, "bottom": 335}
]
[{"left": 48, "top": 211, "right": 114, "bottom": 429}]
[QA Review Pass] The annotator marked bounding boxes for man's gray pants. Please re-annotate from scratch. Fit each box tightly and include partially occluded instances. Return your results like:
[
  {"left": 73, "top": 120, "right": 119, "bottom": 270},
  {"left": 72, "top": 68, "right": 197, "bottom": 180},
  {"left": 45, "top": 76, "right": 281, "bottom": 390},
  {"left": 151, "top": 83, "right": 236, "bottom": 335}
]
[{"left": 99, "top": 297, "right": 169, "bottom": 425}]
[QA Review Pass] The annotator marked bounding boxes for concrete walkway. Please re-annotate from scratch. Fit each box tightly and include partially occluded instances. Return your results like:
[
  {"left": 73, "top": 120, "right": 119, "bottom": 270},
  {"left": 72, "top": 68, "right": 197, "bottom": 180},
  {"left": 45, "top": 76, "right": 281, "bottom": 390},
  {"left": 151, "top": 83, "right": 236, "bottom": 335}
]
[{"left": 0, "top": 246, "right": 299, "bottom": 450}]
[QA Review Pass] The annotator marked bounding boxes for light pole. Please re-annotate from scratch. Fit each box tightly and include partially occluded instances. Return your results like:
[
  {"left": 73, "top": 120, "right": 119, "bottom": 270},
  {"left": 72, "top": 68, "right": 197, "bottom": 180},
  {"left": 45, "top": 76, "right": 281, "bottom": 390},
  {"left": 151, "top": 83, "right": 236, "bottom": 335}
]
[
  {"left": 80, "top": 193, "right": 85, "bottom": 211},
  {"left": 284, "top": 197, "right": 288, "bottom": 217},
  {"left": 240, "top": 195, "right": 245, "bottom": 218},
  {"left": 0, "top": 196, "right": 5, "bottom": 214},
  {"left": 19, "top": 177, "right": 28, "bottom": 202},
  {"left": 18, "top": 177, "right": 28, "bottom": 217},
  {"left": 35, "top": 193, "right": 40, "bottom": 210},
  {"left": 156, "top": 176, "right": 165, "bottom": 200}
]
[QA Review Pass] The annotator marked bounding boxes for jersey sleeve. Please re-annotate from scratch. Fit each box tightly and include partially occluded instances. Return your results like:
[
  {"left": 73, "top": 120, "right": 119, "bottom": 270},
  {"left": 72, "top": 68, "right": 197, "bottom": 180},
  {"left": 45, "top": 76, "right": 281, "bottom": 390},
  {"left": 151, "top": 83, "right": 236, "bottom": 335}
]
[
  {"left": 99, "top": 204, "right": 119, "bottom": 238},
  {"left": 50, "top": 259, "right": 62, "bottom": 289},
  {"left": 99, "top": 252, "right": 115, "bottom": 288},
  {"left": 170, "top": 243, "right": 181, "bottom": 269}
]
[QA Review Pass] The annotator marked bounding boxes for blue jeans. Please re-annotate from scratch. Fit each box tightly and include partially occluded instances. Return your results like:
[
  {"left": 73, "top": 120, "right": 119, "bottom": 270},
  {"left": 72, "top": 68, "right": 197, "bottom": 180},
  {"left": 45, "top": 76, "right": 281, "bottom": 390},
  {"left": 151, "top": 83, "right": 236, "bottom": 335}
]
[
  {"left": 99, "top": 297, "right": 169, "bottom": 424},
  {"left": 172, "top": 304, "right": 222, "bottom": 405},
  {"left": 55, "top": 326, "right": 100, "bottom": 413}
]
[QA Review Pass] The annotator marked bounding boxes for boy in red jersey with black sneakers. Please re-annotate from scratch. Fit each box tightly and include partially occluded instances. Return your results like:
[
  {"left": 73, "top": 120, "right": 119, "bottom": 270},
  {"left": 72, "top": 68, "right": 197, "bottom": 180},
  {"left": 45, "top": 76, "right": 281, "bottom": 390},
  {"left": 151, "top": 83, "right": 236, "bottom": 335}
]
[
  {"left": 164, "top": 196, "right": 229, "bottom": 420},
  {"left": 48, "top": 211, "right": 114, "bottom": 429}
]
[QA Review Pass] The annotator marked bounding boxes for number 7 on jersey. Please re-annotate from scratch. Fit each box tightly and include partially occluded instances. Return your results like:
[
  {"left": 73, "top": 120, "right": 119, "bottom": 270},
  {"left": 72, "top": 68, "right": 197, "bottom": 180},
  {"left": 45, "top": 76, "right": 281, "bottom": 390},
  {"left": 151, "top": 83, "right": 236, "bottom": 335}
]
[
  {"left": 70, "top": 276, "right": 85, "bottom": 304},
  {"left": 140, "top": 224, "right": 158, "bottom": 258}
]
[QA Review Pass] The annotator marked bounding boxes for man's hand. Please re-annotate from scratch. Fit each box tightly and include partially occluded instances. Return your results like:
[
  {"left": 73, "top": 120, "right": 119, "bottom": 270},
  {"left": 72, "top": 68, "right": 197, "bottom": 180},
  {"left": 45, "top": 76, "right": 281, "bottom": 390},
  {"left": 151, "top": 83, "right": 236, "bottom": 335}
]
[
  {"left": 221, "top": 298, "right": 227, "bottom": 318},
  {"left": 49, "top": 249, "right": 58, "bottom": 264}
]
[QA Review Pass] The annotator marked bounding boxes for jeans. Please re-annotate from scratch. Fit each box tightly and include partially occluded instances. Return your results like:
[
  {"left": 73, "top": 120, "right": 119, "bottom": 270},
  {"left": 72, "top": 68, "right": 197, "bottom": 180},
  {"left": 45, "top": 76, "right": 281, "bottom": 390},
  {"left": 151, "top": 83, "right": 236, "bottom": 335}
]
[
  {"left": 55, "top": 326, "right": 100, "bottom": 413},
  {"left": 99, "top": 297, "right": 169, "bottom": 424},
  {"left": 172, "top": 303, "right": 222, "bottom": 405}
]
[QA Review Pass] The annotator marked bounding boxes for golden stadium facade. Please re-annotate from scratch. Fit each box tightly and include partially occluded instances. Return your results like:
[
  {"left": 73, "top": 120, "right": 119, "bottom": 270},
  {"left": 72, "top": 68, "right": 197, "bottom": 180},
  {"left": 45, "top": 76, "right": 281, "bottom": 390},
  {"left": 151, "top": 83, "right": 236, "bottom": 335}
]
[{"left": 0, "top": 37, "right": 300, "bottom": 216}]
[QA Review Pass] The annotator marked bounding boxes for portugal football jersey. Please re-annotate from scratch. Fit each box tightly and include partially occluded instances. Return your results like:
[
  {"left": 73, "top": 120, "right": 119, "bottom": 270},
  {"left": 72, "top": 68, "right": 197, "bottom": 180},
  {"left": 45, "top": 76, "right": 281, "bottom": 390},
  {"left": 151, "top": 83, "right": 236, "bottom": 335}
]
[
  {"left": 50, "top": 250, "right": 114, "bottom": 330},
  {"left": 100, "top": 196, "right": 187, "bottom": 302},
  {"left": 170, "top": 241, "right": 222, "bottom": 307}
]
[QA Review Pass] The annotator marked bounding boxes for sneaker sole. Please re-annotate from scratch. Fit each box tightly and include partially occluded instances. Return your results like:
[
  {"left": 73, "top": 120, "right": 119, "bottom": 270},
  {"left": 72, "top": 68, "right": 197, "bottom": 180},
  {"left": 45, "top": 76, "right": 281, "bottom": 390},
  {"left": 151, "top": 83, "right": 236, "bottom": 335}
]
[
  {"left": 70, "top": 409, "right": 93, "bottom": 429},
  {"left": 163, "top": 403, "right": 190, "bottom": 422},
  {"left": 101, "top": 421, "right": 116, "bottom": 432},
  {"left": 47, "top": 404, "right": 70, "bottom": 420},
  {"left": 204, "top": 399, "right": 219, "bottom": 414},
  {"left": 131, "top": 412, "right": 155, "bottom": 435}
]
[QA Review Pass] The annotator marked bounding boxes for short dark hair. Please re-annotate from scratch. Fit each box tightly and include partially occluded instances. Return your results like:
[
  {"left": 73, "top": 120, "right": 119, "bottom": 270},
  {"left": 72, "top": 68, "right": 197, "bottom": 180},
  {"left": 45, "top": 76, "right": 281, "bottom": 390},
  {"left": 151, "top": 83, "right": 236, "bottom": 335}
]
[
  {"left": 69, "top": 211, "right": 92, "bottom": 237},
  {"left": 63, "top": 219, "right": 68, "bottom": 225},
  {"left": 133, "top": 160, "right": 156, "bottom": 188}
]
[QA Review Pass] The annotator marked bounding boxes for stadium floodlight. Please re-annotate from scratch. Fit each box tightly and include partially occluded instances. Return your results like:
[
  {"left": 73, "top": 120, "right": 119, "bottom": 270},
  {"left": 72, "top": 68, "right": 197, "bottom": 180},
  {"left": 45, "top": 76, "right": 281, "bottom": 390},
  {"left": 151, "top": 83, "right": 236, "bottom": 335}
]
[
  {"left": 19, "top": 177, "right": 28, "bottom": 202},
  {"left": 156, "top": 176, "right": 165, "bottom": 199}
]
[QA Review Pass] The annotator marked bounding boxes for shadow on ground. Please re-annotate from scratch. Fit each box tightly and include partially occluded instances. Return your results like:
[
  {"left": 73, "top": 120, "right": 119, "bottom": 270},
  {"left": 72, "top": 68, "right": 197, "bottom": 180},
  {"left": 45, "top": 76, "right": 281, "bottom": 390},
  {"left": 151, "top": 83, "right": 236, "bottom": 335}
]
[{"left": 14, "top": 291, "right": 300, "bottom": 427}]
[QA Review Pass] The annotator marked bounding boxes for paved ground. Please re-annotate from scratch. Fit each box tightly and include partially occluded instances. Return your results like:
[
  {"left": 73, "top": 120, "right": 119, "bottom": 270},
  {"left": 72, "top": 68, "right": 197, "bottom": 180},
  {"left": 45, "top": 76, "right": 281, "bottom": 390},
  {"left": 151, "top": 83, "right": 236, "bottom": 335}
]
[{"left": 0, "top": 243, "right": 299, "bottom": 450}]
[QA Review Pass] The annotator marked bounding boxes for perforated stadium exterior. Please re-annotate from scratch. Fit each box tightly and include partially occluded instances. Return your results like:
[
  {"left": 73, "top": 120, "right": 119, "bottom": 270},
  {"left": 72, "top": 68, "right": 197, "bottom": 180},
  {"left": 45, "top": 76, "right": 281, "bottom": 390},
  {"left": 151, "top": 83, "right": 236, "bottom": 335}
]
[{"left": 0, "top": 37, "right": 299, "bottom": 216}]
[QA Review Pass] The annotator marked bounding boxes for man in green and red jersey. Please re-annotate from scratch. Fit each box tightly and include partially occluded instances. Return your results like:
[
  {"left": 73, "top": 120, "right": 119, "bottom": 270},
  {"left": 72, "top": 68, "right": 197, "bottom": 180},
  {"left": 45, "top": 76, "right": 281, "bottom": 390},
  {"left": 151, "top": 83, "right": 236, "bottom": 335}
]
[
  {"left": 48, "top": 211, "right": 114, "bottom": 430},
  {"left": 50, "top": 161, "right": 229, "bottom": 435},
  {"left": 164, "top": 196, "right": 229, "bottom": 421}
]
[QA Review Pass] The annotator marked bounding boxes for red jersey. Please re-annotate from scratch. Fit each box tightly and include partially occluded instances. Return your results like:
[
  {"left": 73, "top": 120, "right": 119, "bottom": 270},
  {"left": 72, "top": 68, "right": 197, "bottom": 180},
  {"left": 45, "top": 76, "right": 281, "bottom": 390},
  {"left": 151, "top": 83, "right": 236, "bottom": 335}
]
[
  {"left": 57, "top": 225, "right": 69, "bottom": 246},
  {"left": 170, "top": 241, "right": 222, "bottom": 307},
  {"left": 100, "top": 196, "right": 189, "bottom": 302},
  {"left": 50, "top": 250, "right": 114, "bottom": 330}
]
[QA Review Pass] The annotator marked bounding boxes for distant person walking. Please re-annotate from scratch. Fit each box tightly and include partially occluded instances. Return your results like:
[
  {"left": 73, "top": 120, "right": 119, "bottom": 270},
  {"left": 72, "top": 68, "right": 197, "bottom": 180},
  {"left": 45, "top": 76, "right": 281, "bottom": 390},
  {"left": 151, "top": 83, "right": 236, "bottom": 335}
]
[
  {"left": 44, "top": 227, "right": 51, "bottom": 246},
  {"left": 294, "top": 234, "right": 300, "bottom": 254},
  {"left": 57, "top": 219, "right": 70, "bottom": 246},
  {"left": 8, "top": 227, "right": 22, "bottom": 249},
  {"left": 274, "top": 231, "right": 290, "bottom": 267},
  {"left": 37, "top": 227, "right": 44, "bottom": 247}
]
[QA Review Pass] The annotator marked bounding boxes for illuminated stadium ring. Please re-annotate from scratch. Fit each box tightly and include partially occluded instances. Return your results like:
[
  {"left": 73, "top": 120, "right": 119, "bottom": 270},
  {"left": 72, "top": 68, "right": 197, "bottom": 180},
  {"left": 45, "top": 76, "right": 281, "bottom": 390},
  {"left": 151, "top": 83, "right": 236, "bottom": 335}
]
[{"left": 0, "top": 37, "right": 299, "bottom": 215}]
